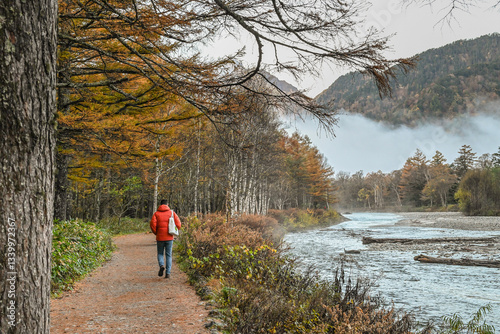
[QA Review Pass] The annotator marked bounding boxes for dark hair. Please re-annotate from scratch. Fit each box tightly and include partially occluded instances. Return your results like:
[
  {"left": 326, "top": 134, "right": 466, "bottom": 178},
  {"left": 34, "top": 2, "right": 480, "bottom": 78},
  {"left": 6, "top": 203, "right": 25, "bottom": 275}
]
[{"left": 160, "top": 199, "right": 168, "bottom": 205}]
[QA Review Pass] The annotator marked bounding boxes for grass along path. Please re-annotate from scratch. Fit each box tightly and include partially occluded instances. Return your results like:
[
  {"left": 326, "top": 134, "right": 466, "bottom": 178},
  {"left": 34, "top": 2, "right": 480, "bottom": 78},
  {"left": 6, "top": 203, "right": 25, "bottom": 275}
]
[{"left": 50, "top": 233, "right": 209, "bottom": 334}]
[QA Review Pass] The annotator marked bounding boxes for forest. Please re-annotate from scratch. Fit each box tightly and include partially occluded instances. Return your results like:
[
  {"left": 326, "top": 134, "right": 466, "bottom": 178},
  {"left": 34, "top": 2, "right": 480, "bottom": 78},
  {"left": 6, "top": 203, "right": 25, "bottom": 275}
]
[
  {"left": 59, "top": 107, "right": 336, "bottom": 221},
  {"left": 52, "top": 0, "right": 406, "bottom": 223},
  {"left": 335, "top": 145, "right": 500, "bottom": 215}
]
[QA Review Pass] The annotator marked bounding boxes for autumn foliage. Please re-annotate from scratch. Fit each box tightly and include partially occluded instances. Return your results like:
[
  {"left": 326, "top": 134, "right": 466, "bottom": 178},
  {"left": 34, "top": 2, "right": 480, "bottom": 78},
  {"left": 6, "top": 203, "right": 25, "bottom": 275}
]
[{"left": 59, "top": 101, "right": 338, "bottom": 220}]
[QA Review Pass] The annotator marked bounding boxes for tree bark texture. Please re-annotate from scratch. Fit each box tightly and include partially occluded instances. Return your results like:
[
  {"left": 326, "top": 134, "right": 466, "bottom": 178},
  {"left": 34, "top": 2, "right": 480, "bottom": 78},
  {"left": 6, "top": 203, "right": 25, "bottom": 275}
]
[{"left": 0, "top": 0, "right": 57, "bottom": 332}]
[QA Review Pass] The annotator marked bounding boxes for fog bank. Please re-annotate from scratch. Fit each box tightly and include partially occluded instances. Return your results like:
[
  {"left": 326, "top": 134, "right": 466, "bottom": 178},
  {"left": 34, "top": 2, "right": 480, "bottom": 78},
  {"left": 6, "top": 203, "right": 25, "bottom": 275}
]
[{"left": 293, "top": 113, "right": 500, "bottom": 174}]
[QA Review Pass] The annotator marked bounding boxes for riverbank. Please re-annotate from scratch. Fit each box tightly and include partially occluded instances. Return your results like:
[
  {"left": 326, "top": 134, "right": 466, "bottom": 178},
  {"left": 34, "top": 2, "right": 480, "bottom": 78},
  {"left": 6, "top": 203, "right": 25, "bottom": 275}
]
[
  {"left": 395, "top": 212, "right": 500, "bottom": 231},
  {"left": 284, "top": 212, "right": 500, "bottom": 330},
  {"left": 267, "top": 208, "right": 348, "bottom": 233}
]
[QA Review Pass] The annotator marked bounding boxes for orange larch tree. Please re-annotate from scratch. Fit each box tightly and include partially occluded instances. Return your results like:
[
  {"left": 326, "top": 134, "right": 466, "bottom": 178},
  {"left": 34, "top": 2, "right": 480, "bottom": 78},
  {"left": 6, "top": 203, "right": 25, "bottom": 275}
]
[
  {"left": 55, "top": 0, "right": 414, "bottom": 219},
  {"left": 398, "top": 149, "right": 429, "bottom": 206}
]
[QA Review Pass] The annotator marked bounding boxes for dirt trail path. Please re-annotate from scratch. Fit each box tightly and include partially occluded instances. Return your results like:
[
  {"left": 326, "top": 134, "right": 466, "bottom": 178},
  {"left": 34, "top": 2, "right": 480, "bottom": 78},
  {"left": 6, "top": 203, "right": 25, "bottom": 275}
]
[{"left": 51, "top": 233, "right": 210, "bottom": 334}]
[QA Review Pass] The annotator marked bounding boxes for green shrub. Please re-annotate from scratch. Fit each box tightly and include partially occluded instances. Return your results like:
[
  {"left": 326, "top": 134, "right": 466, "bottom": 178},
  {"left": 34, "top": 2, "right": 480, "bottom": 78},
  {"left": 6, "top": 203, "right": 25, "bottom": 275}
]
[
  {"left": 51, "top": 219, "right": 114, "bottom": 296},
  {"left": 455, "top": 169, "right": 500, "bottom": 216},
  {"left": 440, "top": 304, "right": 495, "bottom": 334}
]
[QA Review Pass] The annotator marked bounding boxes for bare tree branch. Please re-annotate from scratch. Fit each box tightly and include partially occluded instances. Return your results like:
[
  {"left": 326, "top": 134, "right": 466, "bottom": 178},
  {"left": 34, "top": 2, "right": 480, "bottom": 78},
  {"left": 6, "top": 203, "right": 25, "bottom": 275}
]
[{"left": 402, "top": 0, "right": 500, "bottom": 26}]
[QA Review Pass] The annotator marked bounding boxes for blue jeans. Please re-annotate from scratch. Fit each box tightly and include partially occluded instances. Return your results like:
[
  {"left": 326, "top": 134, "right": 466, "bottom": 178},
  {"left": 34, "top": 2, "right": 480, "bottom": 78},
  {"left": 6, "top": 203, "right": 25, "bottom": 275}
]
[{"left": 157, "top": 240, "right": 173, "bottom": 274}]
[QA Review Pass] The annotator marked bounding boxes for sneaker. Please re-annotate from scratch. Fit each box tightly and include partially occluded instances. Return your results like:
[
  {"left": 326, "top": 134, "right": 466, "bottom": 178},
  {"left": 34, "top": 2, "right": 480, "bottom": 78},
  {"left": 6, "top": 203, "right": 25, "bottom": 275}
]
[
  {"left": 165, "top": 273, "right": 170, "bottom": 279},
  {"left": 158, "top": 266, "right": 165, "bottom": 277}
]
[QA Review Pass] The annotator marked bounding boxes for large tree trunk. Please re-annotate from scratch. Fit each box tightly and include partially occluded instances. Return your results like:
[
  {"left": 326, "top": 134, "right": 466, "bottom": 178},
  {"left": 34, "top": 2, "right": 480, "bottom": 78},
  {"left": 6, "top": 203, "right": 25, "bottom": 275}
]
[{"left": 0, "top": 0, "right": 57, "bottom": 333}]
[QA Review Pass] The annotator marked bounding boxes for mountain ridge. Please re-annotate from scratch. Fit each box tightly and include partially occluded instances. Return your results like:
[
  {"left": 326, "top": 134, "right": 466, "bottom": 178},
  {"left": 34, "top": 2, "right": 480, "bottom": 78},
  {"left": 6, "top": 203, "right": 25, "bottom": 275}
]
[{"left": 315, "top": 33, "right": 500, "bottom": 127}]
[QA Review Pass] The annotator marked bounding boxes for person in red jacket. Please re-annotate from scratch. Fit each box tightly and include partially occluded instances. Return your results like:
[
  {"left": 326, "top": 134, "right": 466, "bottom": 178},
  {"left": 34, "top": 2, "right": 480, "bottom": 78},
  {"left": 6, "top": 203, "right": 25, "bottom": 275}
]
[{"left": 150, "top": 200, "right": 181, "bottom": 278}]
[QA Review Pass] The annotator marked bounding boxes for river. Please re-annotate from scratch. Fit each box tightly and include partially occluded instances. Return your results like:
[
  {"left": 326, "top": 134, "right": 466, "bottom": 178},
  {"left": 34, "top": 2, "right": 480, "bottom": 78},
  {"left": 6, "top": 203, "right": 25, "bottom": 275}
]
[{"left": 283, "top": 212, "right": 500, "bottom": 329}]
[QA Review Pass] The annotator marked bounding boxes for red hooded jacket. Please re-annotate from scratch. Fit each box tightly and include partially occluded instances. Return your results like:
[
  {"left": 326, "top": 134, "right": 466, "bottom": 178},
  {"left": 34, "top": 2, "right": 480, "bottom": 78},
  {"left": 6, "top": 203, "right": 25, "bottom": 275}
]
[{"left": 150, "top": 204, "right": 181, "bottom": 241}]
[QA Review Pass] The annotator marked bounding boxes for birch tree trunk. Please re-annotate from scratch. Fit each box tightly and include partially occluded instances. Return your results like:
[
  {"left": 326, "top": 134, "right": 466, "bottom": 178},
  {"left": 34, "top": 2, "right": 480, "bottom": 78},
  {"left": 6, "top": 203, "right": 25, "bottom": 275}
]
[
  {"left": 392, "top": 184, "right": 403, "bottom": 207},
  {"left": 0, "top": 0, "right": 57, "bottom": 333},
  {"left": 94, "top": 176, "right": 103, "bottom": 222},
  {"left": 229, "top": 155, "right": 237, "bottom": 216},
  {"left": 153, "top": 156, "right": 161, "bottom": 212},
  {"left": 194, "top": 120, "right": 201, "bottom": 214}
]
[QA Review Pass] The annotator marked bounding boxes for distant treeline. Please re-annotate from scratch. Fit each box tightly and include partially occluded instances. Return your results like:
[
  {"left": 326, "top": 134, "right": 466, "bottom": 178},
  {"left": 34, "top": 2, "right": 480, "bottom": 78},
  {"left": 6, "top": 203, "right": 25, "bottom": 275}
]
[{"left": 335, "top": 145, "right": 500, "bottom": 216}]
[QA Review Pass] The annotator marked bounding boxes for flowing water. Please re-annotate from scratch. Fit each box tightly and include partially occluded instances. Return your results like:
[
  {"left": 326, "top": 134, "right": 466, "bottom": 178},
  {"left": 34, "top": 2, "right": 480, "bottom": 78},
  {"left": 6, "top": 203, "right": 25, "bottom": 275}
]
[{"left": 284, "top": 212, "right": 500, "bottom": 328}]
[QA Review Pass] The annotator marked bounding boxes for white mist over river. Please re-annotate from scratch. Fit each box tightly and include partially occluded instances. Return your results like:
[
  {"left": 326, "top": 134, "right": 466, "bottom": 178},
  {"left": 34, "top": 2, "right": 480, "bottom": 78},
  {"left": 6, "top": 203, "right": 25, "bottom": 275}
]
[
  {"left": 284, "top": 213, "right": 500, "bottom": 328},
  {"left": 294, "top": 113, "right": 500, "bottom": 174}
]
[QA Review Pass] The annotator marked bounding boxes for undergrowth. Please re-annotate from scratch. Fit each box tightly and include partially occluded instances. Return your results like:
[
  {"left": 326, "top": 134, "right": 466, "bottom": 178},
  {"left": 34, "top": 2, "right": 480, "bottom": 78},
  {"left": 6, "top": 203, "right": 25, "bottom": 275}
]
[
  {"left": 51, "top": 219, "right": 114, "bottom": 296},
  {"left": 96, "top": 216, "right": 149, "bottom": 235},
  {"left": 176, "top": 213, "right": 417, "bottom": 333},
  {"left": 51, "top": 216, "right": 146, "bottom": 297},
  {"left": 267, "top": 208, "right": 346, "bottom": 232},
  {"left": 440, "top": 305, "right": 495, "bottom": 334}
]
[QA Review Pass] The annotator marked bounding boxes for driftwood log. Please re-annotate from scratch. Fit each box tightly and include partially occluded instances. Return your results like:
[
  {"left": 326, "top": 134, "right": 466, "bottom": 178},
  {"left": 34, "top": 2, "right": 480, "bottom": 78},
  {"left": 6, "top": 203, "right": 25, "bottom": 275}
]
[
  {"left": 414, "top": 254, "right": 500, "bottom": 268},
  {"left": 344, "top": 249, "right": 361, "bottom": 254},
  {"left": 362, "top": 236, "right": 498, "bottom": 245}
]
